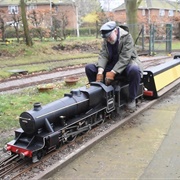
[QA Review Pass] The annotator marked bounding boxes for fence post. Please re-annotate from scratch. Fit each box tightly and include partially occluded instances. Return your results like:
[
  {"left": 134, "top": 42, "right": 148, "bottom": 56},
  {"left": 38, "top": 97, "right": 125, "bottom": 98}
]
[
  {"left": 149, "top": 24, "right": 155, "bottom": 55},
  {"left": 166, "top": 24, "right": 172, "bottom": 54}
]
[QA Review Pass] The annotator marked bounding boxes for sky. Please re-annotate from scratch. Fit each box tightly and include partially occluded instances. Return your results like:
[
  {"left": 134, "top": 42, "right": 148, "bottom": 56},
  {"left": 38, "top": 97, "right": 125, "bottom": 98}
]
[{"left": 99, "top": 0, "right": 124, "bottom": 11}]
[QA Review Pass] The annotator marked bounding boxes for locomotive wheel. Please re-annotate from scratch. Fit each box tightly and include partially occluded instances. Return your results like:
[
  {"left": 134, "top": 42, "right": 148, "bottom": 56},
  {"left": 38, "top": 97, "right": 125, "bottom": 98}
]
[
  {"left": 67, "top": 134, "right": 77, "bottom": 142},
  {"left": 56, "top": 141, "right": 63, "bottom": 149},
  {"left": 65, "top": 128, "right": 77, "bottom": 142},
  {"left": 32, "top": 150, "right": 45, "bottom": 163},
  {"left": 37, "top": 150, "right": 44, "bottom": 159}
]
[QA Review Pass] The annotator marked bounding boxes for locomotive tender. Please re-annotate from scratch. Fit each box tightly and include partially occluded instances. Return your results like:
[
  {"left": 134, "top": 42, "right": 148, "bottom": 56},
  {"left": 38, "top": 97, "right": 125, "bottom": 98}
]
[{"left": 3, "top": 56, "right": 180, "bottom": 163}]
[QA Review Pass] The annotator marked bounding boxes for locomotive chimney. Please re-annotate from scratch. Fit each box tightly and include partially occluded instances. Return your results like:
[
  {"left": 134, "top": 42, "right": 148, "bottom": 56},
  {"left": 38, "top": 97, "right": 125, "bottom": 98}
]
[{"left": 33, "top": 102, "right": 42, "bottom": 111}]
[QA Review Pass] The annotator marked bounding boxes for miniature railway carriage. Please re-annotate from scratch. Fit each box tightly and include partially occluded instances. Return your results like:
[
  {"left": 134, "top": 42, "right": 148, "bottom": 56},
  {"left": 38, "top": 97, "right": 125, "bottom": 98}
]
[{"left": 4, "top": 55, "right": 180, "bottom": 163}]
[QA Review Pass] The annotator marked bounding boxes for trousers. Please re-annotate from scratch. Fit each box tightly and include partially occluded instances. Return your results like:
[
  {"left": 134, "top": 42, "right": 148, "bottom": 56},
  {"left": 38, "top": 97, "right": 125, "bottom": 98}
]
[{"left": 85, "top": 63, "right": 141, "bottom": 101}]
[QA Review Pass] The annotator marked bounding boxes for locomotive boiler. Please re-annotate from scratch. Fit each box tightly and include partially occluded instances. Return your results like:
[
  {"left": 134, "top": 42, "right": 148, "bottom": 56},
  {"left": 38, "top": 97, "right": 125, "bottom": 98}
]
[{"left": 19, "top": 83, "right": 114, "bottom": 135}]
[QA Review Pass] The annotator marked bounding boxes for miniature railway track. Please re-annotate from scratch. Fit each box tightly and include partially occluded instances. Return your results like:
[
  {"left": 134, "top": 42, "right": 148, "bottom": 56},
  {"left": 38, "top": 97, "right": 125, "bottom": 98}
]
[
  {"left": 0, "top": 56, "right": 172, "bottom": 93},
  {"left": 0, "top": 56, "right": 97, "bottom": 68},
  {"left": 142, "top": 56, "right": 171, "bottom": 69},
  {"left": 0, "top": 154, "right": 26, "bottom": 179},
  {"left": 0, "top": 124, "right": 106, "bottom": 179}
]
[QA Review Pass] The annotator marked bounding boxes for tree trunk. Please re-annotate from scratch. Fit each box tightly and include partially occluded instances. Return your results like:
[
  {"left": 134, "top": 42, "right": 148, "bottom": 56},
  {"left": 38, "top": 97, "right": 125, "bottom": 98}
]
[
  {"left": 20, "top": 0, "right": 33, "bottom": 46},
  {"left": 0, "top": 19, "right": 5, "bottom": 42},
  {"left": 124, "top": 0, "right": 142, "bottom": 43},
  {"left": 14, "top": 26, "right": 20, "bottom": 43},
  {"left": 96, "top": 20, "right": 98, "bottom": 38}
]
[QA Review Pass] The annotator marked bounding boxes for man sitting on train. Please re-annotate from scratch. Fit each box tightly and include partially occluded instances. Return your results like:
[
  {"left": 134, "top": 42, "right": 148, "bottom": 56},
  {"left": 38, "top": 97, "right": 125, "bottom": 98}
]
[{"left": 85, "top": 21, "right": 143, "bottom": 112}]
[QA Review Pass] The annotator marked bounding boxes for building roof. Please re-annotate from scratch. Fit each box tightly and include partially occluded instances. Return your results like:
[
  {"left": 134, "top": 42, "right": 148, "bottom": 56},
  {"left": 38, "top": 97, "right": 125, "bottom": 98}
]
[{"left": 113, "top": 0, "right": 179, "bottom": 11}]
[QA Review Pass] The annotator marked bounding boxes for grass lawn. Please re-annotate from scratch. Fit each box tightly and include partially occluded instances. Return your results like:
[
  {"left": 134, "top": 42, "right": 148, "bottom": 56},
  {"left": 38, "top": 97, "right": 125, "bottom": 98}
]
[{"left": 0, "top": 37, "right": 101, "bottom": 79}]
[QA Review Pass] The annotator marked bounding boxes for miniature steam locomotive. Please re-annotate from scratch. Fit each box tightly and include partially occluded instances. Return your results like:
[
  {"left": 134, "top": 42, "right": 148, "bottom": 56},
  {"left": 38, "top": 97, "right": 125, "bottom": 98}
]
[{"left": 3, "top": 56, "right": 180, "bottom": 162}]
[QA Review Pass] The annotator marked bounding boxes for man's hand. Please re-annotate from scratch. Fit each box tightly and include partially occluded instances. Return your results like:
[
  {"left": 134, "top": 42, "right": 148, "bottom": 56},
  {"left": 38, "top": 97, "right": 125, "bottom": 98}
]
[
  {"left": 96, "top": 74, "right": 103, "bottom": 82},
  {"left": 96, "top": 67, "right": 104, "bottom": 82},
  {"left": 105, "top": 71, "right": 115, "bottom": 85}
]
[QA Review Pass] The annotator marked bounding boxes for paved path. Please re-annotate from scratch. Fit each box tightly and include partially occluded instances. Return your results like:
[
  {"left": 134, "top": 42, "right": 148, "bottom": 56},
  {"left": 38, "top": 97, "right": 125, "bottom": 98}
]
[{"left": 0, "top": 68, "right": 85, "bottom": 92}]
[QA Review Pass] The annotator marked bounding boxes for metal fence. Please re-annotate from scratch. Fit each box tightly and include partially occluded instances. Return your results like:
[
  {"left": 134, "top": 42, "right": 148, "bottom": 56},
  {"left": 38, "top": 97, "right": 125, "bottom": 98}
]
[{"left": 135, "top": 23, "right": 179, "bottom": 55}]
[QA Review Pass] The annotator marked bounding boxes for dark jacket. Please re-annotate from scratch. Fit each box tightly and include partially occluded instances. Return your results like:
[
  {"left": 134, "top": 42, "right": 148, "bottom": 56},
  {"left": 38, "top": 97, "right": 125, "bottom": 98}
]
[{"left": 97, "top": 25, "right": 143, "bottom": 77}]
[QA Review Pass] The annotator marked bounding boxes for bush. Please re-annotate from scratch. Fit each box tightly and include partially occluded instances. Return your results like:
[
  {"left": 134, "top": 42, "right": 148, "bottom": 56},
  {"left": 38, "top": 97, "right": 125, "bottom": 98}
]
[
  {"left": 4, "top": 27, "right": 24, "bottom": 39},
  {"left": 66, "top": 27, "right": 98, "bottom": 37}
]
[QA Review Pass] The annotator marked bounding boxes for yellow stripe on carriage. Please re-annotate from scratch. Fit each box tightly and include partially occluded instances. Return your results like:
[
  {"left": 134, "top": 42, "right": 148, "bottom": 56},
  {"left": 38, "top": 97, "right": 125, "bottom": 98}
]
[{"left": 154, "top": 64, "right": 180, "bottom": 92}]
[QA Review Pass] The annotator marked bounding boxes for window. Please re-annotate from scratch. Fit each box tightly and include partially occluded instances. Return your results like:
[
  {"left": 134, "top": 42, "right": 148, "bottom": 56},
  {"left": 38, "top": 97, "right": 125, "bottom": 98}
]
[
  {"left": 168, "top": 10, "right": 174, "bottom": 17},
  {"left": 142, "top": 9, "right": 145, "bottom": 16},
  {"left": 27, "top": 4, "right": 37, "bottom": 11},
  {"left": 8, "top": 6, "right": 18, "bottom": 14},
  {"left": 159, "top": 9, "right": 165, "bottom": 16}
]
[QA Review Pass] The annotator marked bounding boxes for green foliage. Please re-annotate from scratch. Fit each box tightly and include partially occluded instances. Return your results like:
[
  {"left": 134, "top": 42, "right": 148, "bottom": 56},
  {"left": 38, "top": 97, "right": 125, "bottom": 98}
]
[
  {"left": 66, "top": 27, "right": 98, "bottom": 37},
  {"left": 3, "top": 27, "right": 99, "bottom": 40},
  {"left": 30, "top": 27, "right": 51, "bottom": 39},
  {"left": 4, "top": 27, "right": 24, "bottom": 39},
  {"left": 79, "top": 27, "right": 97, "bottom": 36}
]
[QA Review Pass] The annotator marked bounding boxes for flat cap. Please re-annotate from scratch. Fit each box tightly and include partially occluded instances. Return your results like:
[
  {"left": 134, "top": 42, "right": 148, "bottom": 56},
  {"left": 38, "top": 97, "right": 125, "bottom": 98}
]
[{"left": 100, "top": 21, "right": 116, "bottom": 38}]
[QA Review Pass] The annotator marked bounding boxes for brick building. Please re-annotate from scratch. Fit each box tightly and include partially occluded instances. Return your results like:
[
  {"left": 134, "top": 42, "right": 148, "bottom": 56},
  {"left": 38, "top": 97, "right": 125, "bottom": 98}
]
[
  {"left": 112, "top": 0, "right": 180, "bottom": 25},
  {"left": 0, "top": 0, "right": 77, "bottom": 29}
]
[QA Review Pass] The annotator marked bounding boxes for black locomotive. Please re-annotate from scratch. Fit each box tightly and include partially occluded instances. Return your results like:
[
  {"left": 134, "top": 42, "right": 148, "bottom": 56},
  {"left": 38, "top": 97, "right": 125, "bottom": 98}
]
[{"left": 3, "top": 56, "right": 180, "bottom": 162}]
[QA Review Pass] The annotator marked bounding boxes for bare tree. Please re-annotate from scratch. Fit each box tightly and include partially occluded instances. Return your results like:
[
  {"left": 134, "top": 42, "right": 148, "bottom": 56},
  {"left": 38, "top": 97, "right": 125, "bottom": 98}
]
[
  {"left": 27, "top": 9, "right": 48, "bottom": 41},
  {"left": 173, "top": 11, "right": 180, "bottom": 38},
  {"left": 60, "top": 11, "right": 68, "bottom": 39},
  {"left": 10, "top": 9, "right": 21, "bottom": 43},
  {"left": 52, "top": 10, "right": 69, "bottom": 39}
]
